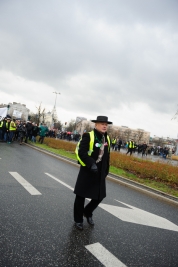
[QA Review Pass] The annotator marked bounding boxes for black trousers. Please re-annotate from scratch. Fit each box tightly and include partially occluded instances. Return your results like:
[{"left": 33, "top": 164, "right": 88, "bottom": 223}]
[
  {"left": 39, "top": 136, "right": 45, "bottom": 144},
  {"left": 74, "top": 195, "right": 103, "bottom": 223},
  {"left": 126, "top": 148, "right": 133, "bottom": 155}
]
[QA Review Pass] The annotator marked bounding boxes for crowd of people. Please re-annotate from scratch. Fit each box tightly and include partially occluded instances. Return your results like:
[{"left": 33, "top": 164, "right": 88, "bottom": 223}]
[
  {"left": 0, "top": 116, "right": 176, "bottom": 160},
  {"left": 111, "top": 137, "right": 176, "bottom": 159},
  {"left": 56, "top": 131, "right": 81, "bottom": 142},
  {"left": 0, "top": 116, "right": 82, "bottom": 145},
  {"left": 0, "top": 116, "right": 48, "bottom": 145}
]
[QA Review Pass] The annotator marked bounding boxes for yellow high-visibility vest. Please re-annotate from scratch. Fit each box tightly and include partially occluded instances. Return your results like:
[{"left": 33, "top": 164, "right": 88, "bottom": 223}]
[
  {"left": 112, "top": 139, "right": 116, "bottom": 144},
  {"left": 75, "top": 130, "right": 110, "bottom": 166},
  {"left": 128, "top": 141, "right": 135, "bottom": 148},
  {"left": 9, "top": 121, "right": 16, "bottom": 131}
]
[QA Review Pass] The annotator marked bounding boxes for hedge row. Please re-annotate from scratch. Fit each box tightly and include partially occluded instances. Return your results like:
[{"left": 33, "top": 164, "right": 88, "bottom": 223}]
[
  {"left": 110, "top": 152, "right": 178, "bottom": 186},
  {"left": 43, "top": 138, "right": 178, "bottom": 187}
]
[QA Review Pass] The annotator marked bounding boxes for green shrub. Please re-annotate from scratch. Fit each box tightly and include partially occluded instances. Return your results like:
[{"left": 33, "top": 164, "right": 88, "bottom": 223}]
[{"left": 43, "top": 138, "right": 178, "bottom": 187}]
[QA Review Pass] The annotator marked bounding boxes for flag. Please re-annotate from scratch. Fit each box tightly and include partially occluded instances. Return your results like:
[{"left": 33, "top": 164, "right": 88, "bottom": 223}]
[
  {"left": 0, "top": 107, "right": 7, "bottom": 120},
  {"left": 13, "top": 110, "right": 22, "bottom": 118}
]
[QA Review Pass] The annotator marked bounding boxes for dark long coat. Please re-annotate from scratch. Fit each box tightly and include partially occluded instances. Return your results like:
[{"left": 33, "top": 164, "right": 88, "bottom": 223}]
[{"left": 74, "top": 128, "right": 110, "bottom": 200}]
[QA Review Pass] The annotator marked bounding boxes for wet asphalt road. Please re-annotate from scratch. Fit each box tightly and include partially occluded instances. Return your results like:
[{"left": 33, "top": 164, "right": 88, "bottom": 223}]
[{"left": 0, "top": 142, "right": 178, "bottom": 267}]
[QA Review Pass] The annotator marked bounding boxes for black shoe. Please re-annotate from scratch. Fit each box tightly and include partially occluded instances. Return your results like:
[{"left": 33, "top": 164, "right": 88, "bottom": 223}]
[
  {"left": 84, "top": 214, "right": 94, "bottom": 226},
  {"left": 75, "top": 223, "right": 83, "bottom": 230}
]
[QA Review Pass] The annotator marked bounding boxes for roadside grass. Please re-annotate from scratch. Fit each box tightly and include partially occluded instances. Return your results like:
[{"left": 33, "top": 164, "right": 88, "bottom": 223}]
[
  {"left": 109, "top": 166, "right": 178, "bottom": 197},
  {"left": 28, "top": 140, "right": 178, "bottom": 197},
  {"left": 29, "top": 142, "right": 77, "bottom": 160}
]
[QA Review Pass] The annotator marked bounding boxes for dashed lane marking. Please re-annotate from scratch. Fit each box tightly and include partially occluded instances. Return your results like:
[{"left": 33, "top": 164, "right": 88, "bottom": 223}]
[
  {"left": 45, "top": 172, "right": 74, "bottom": 191},
  {"left": 9, "top": 172, "right": 42, "bottom": 195},
  {"left": 85, "top": 242, "right": 127, "bottom": 267}
]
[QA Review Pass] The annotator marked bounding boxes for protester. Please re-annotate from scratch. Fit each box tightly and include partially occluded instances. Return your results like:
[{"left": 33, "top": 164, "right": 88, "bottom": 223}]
[
  {"left": 118, "top": 139, "right": 122, "bottom": 151},
  {"left": 145, "top": 145, "right": 150, "bottom": 156},
  {"left": 0, "top": 117, "right": 6, "bottom": 141},
  {"left": 9, "top": 119, "right": 17, "bottom": 143},
  {"left": 111, "top": 137, "right": 116, "bottom": 150},
  {"left": 14, "top": 120, "right": 21, "bottom": 141},
  {"left": 142, "top": 142, "right": 148, "bottom": 157},
  {"left": 4, "top": 117, "right": 11, "bottom": 143},
  {"left": 25, "top": 121, "right": 33, "bottom": 142},
  {"left": 74, "top": 115, "right": 112, "bottom": 230},
  {"left": 18, "top": 122, "right": 27, "bottom": 145},
  {"left": 31, "top": 123, "right": 39, "bottom": 143},
  {"left": 126, "top": 139, "right": 135, "bottom": 155},
  {"left": 38, "top": 123, "right": 48, "bottom": 144}
]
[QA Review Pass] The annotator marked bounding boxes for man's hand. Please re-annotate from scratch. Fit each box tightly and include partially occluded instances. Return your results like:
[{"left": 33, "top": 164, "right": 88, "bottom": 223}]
[{"left": 90, "top": 163, "right": 98, "bottom": 173}]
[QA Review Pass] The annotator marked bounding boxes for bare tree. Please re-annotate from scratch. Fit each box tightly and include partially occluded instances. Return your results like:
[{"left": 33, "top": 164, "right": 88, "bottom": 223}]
[
  {"left": 120, "top": 131, "right": 125, "bottom": 141},
  {"left": 84, "top": 122, "right": 93, "bottom": 133},
  {"left": 135, "top": 130, "right": 144, "bottom": 144},
  {"left": 124, "top": 129, "right": 132, "bottom": 141},
  {"left": 21, "top": 114, "right": 27, "bottom": 122},
  {"left": 36, "top": 103, "right": 45, "bottom": 125},
  {"left": 107, "top": 125, "right": 117, "bottom": 138},
  {"left": 66, "top": 119, "right": 76, "bottom": 132},
  {"left": 54, "top": 121, "right": 62, "bottom": 130},
  {"left": 172, "top": 105, "right": 178, "bottom": 121},
  {"left": 111, "top": 130, "right": 119, "bottom": 139},
  {"left": 158, "top": 137, "right": 164, "bottom": 147}
]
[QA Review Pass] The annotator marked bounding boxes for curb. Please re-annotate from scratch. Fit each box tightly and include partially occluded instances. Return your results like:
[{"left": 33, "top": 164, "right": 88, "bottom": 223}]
[{"left": 25, "top": 143, "right": 178, "bottom": 207}]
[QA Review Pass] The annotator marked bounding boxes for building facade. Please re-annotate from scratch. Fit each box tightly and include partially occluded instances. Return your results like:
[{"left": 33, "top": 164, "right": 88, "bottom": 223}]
[
  {"left": 75, "top": 119, "right": 150, "bottom": 144},
  {"left": 0, "top": 102, "right": 30, "bottom": 121}
]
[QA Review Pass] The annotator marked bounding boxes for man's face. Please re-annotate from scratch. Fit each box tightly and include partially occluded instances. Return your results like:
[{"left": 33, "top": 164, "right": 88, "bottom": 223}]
[{"left": 95, "top": 122, "right": 108, "bottom": 133}]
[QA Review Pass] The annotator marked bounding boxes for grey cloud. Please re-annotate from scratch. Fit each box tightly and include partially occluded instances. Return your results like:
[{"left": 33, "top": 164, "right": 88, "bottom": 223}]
[{"left": 0, "top": 0, "right": 178, "bottom": 119}]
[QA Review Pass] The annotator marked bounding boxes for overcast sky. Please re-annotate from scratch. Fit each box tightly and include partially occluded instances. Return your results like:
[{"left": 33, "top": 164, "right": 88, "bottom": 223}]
[{"left": 0, "top": 0, "right": 178, "bottom": 138}]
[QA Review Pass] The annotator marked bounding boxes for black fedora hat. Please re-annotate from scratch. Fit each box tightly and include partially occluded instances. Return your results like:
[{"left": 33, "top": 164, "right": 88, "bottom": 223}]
[{"left": 91, "top": 116, "right": 112, "bottom": 124}]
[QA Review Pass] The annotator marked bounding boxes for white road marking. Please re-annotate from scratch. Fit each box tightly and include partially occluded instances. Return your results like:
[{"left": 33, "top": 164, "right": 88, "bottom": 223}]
[
  {"left": 99, "top": 200, "right": 178, "bottom": 232},
  {"left": 9, "top": 172, "right": 41, "bottom": 195},
  {"left": 85, "top": 242, "right": 127, "bottom": 267},
  {"left": 45, "top": 173, "right": 178, "bottom": 232},
  {"left": 45, "top": 173, "right": 74, "bottom": 191}
]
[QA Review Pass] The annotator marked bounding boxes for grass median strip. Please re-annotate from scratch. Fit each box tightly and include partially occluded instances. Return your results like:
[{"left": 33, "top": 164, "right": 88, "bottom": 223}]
[{"left": 28, "top": 140, "right": 178, "bottom": 198}]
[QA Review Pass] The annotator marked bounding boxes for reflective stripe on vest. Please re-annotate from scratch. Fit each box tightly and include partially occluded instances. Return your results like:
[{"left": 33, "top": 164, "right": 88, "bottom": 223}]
[
  {"left": 6, "top": 122, "right": 9, "bottom": 129},
  {"left": 128, "top": 141, "right": 134, "bottom": 148},
  {"left": 75, "top": 130, "right": 110, "bottom": 166}
]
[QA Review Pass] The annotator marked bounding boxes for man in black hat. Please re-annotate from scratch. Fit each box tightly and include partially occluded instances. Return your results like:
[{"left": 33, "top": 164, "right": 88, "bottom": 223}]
[{"left": 74, "top": 116, "right": 112, "bottom": 230}]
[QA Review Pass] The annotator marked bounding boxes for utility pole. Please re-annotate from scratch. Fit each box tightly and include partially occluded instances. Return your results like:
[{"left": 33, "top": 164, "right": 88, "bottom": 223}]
[
  {"left": 52, "top": 92, "right": 60, "bottom": 127},
  {"left": 53, "top": 92, "right": 60, "bottom": 109}
]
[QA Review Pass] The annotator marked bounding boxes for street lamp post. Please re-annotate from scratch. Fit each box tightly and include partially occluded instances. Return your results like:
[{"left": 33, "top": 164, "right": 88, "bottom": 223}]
[
  {"left": 52, "top": 92, "right": 60, "bottom": 127},
  {"left": 53, "top": 92, "right": 60, "bottom": 109}
]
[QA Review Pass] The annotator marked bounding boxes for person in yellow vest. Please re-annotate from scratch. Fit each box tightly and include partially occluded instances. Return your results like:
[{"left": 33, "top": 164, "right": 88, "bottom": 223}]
[
  {"left": 74, "top": 115, "right": 112, "bottom": 230},
  {"left": 126, "top": 139, "right": 135, "bottom": 155},
  {"left": 111, "top": 137, "right": 117, "bottom": 150},
  {"left": 4, "top": 117, "right": 11, "bottom": 143},
  {"left": 8, "top": 119, "right": 17, "bottom": 143}
]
